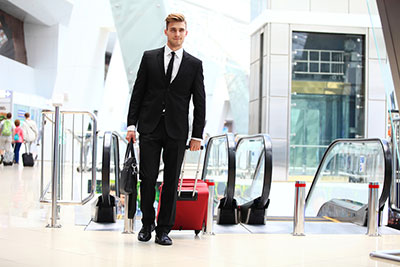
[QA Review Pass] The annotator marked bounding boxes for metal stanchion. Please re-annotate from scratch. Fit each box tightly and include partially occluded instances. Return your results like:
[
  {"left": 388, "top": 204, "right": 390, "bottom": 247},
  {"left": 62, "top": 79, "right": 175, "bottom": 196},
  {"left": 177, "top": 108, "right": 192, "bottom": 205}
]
[
  {"left": 80, "top": 114, "right": 84, "bottom": 200},
  {"left": 293, "top": 181, "right": 306, "bottom": 236},
  {"left": 40, "top": 112, "right": 45, "bottom": 199},
  {"left": 71, "top": 114, "right": 75, "bottom": 200},
  {"left": 122, "top": 194, "right": 134, "bottom": 234},
  {"left": 367, "top": 182, "right": 380, "bottom": 236},
  {"left": 205, "top": 179, "right": 215, "bottom": 235},
  {"left": 47, "top": 104, "right": 62, "bottom": 228}
]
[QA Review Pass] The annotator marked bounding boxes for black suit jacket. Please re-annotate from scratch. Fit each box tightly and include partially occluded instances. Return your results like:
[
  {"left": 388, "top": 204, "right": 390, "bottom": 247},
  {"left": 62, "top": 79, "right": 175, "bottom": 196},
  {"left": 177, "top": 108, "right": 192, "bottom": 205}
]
[{"left": 127, "top": 47, "right": 206, "bottom": 140}]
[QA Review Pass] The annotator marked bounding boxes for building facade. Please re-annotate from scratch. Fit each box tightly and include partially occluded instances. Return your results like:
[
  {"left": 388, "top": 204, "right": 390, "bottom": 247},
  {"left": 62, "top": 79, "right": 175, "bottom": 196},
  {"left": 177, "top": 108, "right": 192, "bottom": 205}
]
[{"left": 249, "top": 0, "right": 389, "bottom": 180}]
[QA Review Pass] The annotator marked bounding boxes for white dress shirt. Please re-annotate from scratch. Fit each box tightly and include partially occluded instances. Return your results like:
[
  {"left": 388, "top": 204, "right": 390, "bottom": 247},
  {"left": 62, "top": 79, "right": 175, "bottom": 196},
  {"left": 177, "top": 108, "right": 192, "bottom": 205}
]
[
  {"left": 127, "top": 45, "right": 202, "bottom": 142},
  {"left": 164, "top": 45, "right": 183, "bottom": 83}
]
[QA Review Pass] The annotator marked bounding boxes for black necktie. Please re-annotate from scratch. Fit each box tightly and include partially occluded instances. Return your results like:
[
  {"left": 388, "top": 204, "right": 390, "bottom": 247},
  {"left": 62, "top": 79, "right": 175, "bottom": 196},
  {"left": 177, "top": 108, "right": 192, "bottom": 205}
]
[{"left": 166, "top": 51, "right": 175, "bottom": 84}]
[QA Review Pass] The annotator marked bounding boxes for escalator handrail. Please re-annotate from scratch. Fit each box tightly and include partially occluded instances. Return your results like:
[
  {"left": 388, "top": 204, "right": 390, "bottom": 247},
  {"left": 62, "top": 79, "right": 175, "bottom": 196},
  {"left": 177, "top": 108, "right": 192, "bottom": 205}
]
[
  {"left": 102, "top": 131, "right": 122, "bottom": 201},
  {"left": 112, "top": 131, "right": 128, "bottom": 145},
  {"left": 111, "top": 132, "right": 121, "bottom": 197},
  {"left": 201, "top": 133, "right": 236, "bottom": 207},
  {"left": 235, "top": 134, "right": 273, "bottom": 208},
  {"left": 102, "top": 132, "right": 113, "bottom": 204},
  {"left": 305, "top": 138, "right": 392, "bottom": 211}
]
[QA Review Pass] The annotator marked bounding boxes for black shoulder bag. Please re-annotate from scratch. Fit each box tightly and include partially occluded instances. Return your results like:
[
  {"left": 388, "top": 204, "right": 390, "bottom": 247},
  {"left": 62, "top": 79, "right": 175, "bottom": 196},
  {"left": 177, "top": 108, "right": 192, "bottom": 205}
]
[
  {"left": 120, "top": 141, "right": 138, "bottom": 219},
  {"left": 120, "top": 141, "right": 138, "bottom": 194}
]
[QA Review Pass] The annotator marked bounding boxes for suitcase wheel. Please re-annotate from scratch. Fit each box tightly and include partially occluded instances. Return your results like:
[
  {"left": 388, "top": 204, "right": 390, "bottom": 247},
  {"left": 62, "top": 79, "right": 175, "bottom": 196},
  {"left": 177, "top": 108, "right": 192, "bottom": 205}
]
[{"left": 195, "top": 230, "right": 201, "bottom": 236}]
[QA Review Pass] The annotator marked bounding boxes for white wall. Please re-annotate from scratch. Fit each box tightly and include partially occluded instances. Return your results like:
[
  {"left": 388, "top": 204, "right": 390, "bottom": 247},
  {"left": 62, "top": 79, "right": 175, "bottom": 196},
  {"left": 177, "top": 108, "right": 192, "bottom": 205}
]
[
  {"left": 0, "top": 56, "right": 35, "bottom": 95},
  {"left": 24, "top": 23, "right": 59, "bottom": 98},
  {"left": 268, "top": 0, "right": 378, "bottom": 14},
  {"left": 53, "top": 0, "right": 114, "bottom": 111},
  {"left": 0, "top": 0, "right": 118, "bottom": 165},
  {"left": 367, "top": 28, "right": 388, "bottom": 138},
  {"left": 98, "top": 40, "right": 130, "bottom": 132},
  {"left": 1, "top": 0, "right": 115, "bottom": 113}
]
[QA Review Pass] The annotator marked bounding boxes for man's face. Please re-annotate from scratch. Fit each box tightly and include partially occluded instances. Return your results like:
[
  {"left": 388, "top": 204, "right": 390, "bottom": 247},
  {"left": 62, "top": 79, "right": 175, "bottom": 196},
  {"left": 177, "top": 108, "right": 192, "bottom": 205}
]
[{"left": 164, "top": 21, "right": 187, "bottom": 50}]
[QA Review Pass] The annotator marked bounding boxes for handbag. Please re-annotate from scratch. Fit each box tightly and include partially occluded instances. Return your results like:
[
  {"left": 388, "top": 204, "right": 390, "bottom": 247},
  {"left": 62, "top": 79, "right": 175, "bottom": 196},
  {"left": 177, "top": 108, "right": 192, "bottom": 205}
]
[{"left": 120, "top": 141, "right": 138, "bottom": 195}]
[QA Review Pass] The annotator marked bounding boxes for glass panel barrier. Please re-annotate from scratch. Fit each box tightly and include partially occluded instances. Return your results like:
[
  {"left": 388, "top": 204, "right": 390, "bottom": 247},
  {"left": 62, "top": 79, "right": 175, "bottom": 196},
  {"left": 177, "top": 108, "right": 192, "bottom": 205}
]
[
  {"left": 202, "top": 136, "right": 228, "bottom": 199},
  {"left": 305, "top": 139, "right": 391, "bottom": 225},
  {"left": 202, "top": 134, "right": 236, "bottom": 220},
  {"left": 234, "top": 134, "right": 272, "bottom": 224},
  {"left": 235, "top": 138, "right": 265, "bottom": 205}
]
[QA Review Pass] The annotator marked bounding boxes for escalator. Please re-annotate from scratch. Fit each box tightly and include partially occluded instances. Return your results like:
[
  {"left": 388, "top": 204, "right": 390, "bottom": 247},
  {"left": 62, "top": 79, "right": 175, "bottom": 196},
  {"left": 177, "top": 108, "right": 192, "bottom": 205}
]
[
  {"left": 201, "top": 133, "right": 238, "bottom": 224},
  {"left": 305, "top": 138, "right": 392, "bottom": 226},
  {"left": 86, "top": 130, "right": 136, "bottom": 230},
  {"left": 91, "top": 132, "right": 394, "bottom": 233},
  {"left": 92, "top": 131, "right": 121, "bottom": 222},
  {"left": 201, "top": 133, "right": 273, "bottom": 225}
]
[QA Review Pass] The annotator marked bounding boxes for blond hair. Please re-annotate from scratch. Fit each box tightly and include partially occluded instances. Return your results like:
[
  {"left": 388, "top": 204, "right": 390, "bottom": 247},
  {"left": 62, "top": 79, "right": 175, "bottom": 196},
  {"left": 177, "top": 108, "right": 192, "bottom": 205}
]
[{"left": 165, "top": 13, "right": 186, "bottom": 29}]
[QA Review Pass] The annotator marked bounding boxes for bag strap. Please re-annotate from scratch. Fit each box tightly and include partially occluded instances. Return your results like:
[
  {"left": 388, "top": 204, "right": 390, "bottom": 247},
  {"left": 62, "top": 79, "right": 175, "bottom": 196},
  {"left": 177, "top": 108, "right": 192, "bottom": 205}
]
[
  {"left": 124, "top": 141, "right": 133, "bottom": 160},
  {"left": 124, "top": 141, "right": 137, "bottom": 165},
  {"left": 25, "top": 120, "right": 36, "bottom": 137},
  {"left": 28, "top": 122, "right": 35, "bottom": 133},
  {"left": 130, "top": 143, "right": 137, "bottom": 167}
]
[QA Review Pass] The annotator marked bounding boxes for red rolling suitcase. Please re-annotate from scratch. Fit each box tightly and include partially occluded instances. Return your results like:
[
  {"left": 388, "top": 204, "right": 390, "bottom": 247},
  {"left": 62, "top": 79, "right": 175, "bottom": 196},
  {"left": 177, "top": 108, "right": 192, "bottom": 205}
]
[{"left": 157, "top": 147, "right": 209, "bottom": 235}]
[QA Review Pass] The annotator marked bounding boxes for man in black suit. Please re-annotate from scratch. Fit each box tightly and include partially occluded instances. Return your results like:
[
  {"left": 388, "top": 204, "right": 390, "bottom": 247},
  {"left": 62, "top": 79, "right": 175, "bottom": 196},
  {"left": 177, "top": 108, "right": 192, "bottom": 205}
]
[{"left": 126, "top": 13, "right": 205, "bottom": 246}]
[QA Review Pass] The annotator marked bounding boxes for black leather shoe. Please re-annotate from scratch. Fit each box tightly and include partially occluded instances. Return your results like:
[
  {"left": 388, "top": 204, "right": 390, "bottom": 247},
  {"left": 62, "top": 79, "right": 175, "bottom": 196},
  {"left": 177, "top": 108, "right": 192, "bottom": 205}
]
[
  {"left": 155, "top": 232, "right": 173, "bottom": 246},
  {"left": 137, "top": 223, "right": 155, "bottom": 242}
]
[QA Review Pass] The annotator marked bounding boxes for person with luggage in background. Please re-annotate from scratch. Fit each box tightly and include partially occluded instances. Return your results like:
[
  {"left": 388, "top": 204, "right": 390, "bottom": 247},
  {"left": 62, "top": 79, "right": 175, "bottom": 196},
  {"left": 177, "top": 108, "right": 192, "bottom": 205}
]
[
  {"left": 0, "top": 113, "right": 15, "bottom": 165},
  {"left": 21, "top": 112, "right": 38, "bottom": 156},
  {"left": 126, "top": 13, "right": 206, "bottom": 246},
  {"left": 12, "top": 119, "right": 24, "bottom": 164}
]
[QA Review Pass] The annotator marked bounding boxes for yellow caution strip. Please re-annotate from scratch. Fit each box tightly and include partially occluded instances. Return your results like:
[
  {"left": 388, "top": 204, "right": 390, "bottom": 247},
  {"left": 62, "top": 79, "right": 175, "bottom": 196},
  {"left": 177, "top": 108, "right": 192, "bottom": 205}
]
[{"left": 323, "top": 216, "right": 341, "bottom": 223}]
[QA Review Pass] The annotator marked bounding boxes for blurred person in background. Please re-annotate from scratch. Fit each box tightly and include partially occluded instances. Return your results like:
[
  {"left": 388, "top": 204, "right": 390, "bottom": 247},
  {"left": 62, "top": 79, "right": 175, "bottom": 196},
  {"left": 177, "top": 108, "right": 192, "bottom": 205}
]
[
  {"left": 21, "top": 113, "right": 38, "bottom": 156},
  {"left": 13, "top": 119, "right": 24, "bottom": 164},
  {"left": 0, "top": 113, "right": 14, "bottom": 164}
]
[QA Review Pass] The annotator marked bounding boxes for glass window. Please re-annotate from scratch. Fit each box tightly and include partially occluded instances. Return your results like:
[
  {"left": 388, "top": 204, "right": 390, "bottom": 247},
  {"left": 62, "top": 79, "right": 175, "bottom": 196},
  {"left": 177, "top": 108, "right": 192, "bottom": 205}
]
[{"left": 289, "top": 32, "right": 365, "bottom": 177}]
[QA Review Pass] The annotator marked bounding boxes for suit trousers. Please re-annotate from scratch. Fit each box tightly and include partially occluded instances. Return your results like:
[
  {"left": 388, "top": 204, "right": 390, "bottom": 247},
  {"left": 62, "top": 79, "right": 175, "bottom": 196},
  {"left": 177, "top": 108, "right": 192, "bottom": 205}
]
[{"left": 139, "top": 115, "right": 186, "bottom": 234}]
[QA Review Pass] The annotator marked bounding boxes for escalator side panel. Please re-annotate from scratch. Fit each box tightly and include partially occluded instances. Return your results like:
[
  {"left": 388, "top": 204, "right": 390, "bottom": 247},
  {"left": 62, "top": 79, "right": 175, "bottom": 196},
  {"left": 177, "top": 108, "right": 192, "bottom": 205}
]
[
  {"left": 305, "top": 138, "right": 392, "bottom": 225},
  {"left": 217, "top": 197, "right": 239, "bottom": 224}
]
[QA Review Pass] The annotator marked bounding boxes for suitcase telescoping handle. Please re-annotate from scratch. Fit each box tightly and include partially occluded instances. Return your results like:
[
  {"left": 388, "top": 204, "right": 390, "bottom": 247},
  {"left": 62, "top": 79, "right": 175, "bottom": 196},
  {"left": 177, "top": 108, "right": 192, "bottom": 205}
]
[{"left": 178, "top": 145, "right": 204, "bottom": 198}]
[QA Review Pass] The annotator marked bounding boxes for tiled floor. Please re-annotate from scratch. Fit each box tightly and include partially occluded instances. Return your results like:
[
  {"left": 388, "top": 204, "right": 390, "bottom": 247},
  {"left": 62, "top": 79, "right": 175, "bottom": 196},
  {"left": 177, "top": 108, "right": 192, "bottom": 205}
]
[{"left": 1, "top": 164, "right": 400, "bottom": 266}]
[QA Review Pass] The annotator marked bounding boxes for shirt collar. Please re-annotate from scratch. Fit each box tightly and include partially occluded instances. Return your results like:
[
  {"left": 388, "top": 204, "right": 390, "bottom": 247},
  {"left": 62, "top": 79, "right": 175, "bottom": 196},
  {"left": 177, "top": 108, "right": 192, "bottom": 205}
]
[{"left": 165, "top": 45, "right": 183, "bottom": 59}]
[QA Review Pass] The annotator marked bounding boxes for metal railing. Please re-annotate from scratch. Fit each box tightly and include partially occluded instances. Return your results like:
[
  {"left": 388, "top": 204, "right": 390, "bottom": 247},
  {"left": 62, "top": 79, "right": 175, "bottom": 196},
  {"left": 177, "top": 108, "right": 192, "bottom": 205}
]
[
  {"left": 390, "top": 117, "right": 400, "bottom": 213},
  {"left": 112, "top": 131, "right": 128, "bottom": 145},
  {"left": 40, "top": 107, "right": 98, "bottom": 226}
]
